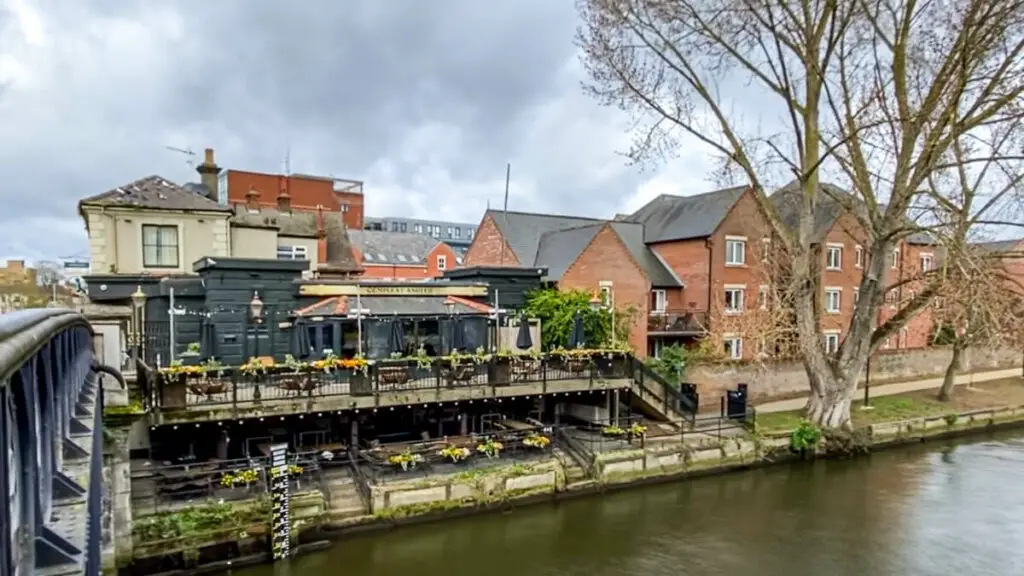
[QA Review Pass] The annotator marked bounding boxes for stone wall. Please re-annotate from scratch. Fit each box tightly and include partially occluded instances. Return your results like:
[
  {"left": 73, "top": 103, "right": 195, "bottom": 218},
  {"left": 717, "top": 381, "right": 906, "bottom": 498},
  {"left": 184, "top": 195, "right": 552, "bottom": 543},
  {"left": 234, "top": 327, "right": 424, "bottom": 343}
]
[{"left": 686, "top": 346, "right": 1023, "bottom": 405}]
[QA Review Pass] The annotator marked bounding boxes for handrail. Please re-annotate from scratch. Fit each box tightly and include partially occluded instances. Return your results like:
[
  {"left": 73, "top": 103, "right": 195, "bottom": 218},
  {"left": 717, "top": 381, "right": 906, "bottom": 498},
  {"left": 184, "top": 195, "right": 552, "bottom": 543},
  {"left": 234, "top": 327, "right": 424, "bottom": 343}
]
[
  {"left": 347, "top": 449, "right": 373, "bottom": 512},
  {"left": 555, "top": 427, "right": 594, "bottom": 472},
  {"left": 0, "top": 308, "right": 93, "bottom": 383},
  {"left": 633, "top": 358, "right": 698, "bottom": 425}
]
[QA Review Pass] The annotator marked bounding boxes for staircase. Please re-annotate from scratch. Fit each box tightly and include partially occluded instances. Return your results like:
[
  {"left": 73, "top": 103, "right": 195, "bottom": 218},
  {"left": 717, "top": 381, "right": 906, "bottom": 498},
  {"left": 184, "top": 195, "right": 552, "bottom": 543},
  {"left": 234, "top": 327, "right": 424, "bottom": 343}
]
[
  {"left": 627, "top": 360, "right": 697, "bottom": 426},
  {"left": 322, "top": 468, "right": 370, "bottom": 525}
]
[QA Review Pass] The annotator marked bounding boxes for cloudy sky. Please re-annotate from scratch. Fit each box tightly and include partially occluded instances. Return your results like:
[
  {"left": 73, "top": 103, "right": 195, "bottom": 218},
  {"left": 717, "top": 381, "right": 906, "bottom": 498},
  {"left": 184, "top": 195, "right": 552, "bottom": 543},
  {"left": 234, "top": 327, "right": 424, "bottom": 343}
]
[{"left": 0, "top": 0, "right": 718, "bottom": 263}]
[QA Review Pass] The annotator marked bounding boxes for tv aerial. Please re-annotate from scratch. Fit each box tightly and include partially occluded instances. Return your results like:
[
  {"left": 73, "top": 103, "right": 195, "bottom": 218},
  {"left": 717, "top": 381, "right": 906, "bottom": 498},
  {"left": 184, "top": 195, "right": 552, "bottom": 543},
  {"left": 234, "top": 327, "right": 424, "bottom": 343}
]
[{"left": 165, "top": 145, "right": 197, "bottom": 167}]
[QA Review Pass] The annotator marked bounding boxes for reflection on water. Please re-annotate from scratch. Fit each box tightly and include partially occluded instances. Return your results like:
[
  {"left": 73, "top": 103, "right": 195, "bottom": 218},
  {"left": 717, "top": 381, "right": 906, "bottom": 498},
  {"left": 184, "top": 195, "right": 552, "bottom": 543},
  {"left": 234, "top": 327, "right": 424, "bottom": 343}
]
[{"left": 235, "top": 431, "right": 1024, "bottom": 576}]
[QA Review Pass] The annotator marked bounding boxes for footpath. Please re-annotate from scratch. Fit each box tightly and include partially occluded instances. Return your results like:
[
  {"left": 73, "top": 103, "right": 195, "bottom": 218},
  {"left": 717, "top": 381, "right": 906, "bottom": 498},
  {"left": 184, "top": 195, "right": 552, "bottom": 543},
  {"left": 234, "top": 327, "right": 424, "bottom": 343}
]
[{"left": 755, "top": 367, "right": 1022, "bottom": 413}]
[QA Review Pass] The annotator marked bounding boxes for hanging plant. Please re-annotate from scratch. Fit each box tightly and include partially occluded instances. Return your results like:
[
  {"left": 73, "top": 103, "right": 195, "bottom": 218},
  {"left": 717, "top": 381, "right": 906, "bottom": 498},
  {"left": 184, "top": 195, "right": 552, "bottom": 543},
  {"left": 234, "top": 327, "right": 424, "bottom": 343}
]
[
  {"left": 240, "top": 357, "right": 270, "bottom": 376},
  {"left": 160, "top": 360, "right": 203, "bottom": 376},
  {"left": 629, "top": 423, "right": 648, "bottom": 437},
  {"left": 200, "top": 357, "right": 225, "bottom": 377},
  {"left": 283, "top": 354, "right": 309, "bottom": 373},
  {"left": 602, "top": 425, "right": 625, "bottom": 437},
  {"left": 387, "top": 449, "right": 423, "bottom": 471},
  {"left": 522, "top": 434, "right": 550, "bottom": 449}
]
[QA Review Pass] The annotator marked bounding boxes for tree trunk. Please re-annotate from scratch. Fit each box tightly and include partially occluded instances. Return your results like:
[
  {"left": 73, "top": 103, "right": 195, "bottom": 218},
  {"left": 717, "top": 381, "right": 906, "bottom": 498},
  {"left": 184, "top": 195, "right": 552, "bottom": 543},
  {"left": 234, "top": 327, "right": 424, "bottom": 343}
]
[
  {"left": 804, "top": 372, "right": 856, "bottom": 430},
  {"left": 937, "top": 340, "right": 964, "bottom": 401}
]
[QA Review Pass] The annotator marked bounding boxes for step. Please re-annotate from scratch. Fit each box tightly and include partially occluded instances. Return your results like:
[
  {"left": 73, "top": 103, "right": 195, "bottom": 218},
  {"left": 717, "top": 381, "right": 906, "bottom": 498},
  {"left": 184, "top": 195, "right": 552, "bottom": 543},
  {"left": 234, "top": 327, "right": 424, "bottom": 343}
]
[{"left": 327, "top": 505, "right": 368, "bottom": 520}]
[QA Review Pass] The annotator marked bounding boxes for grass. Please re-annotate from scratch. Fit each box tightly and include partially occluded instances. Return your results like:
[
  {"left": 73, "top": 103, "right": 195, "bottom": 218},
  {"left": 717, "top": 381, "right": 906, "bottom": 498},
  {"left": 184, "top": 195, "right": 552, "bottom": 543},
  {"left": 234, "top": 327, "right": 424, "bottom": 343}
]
[{"left": 756, "top": 376, "right": 1024, "bottom": 433}]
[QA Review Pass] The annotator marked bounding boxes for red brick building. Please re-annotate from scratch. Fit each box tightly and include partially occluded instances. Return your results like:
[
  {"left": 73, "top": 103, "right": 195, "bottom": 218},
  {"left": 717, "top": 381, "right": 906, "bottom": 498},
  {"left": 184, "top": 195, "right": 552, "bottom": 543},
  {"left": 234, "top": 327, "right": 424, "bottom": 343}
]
[
  {"left": 466, "top": 184, "right": 938, "bottom": 358},
  {"left": 349, "top": 230, "right": 460, "bottom": 281}
]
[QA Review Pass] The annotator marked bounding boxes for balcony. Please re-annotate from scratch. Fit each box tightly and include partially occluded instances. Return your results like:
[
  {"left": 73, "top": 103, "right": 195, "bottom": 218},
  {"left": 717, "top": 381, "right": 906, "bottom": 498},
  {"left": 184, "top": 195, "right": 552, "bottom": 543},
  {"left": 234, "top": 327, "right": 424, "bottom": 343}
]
[
  {"left": 648, "top": 309, "right": 708, "bottom": 336},
  {"left": 141, "top": 351, "right": 636, "bottom": 424}
]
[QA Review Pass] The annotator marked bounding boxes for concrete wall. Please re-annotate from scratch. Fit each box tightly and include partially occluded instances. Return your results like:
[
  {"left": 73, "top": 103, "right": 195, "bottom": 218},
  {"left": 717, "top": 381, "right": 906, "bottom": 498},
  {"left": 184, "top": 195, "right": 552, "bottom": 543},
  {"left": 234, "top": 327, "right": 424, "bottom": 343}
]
[{"left": 688, "top": 345, "right": 1023, "bottom": 405}]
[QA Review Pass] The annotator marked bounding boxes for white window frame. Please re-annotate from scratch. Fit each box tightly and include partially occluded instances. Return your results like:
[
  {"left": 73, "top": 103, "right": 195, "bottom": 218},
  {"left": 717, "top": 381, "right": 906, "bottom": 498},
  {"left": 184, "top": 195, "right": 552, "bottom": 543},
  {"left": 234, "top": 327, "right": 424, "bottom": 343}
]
[
  {"left": 825, "top": 287, "right": 842, "bottom": 314},
  {"left": 855, "top": 245, "right": 863, "bottom": 268},
  {"left": 826, "top": 244, "right": 843, "bottom": 271},
  {"left": 651, "top": 289, "right": 667, "bottom": 314},
  {"left": 724, "top": 285, "right": 745, "bottom": 314},
  {"left": 723, "top": 334, "right": 743, "bottom": 360},
  {"left": 890, "top": 247, "right": 900, "bottom": 269},
  {"left": 599, "top": 282, "right": 613, "bottom": 307},
  {"left": 853, "top": 288, "right": 859, "bottom": 305},
  {"left": 761, "top": 237, "right": 771, "bottom": 261},
  {"left": 725, "top": 236, "right": 747, "bottom": 266},
  {"left": 276, "top": 244, "right": 308, "bottom": 261},
  {"left": 758, "top": 285, "right": 770, "bottom": 310},
  {"left": 437, "top": 255, "right": 447, "bottom": 270},
  {"left": 142, "top": 224, "right": 180, "bottom": 268},
  {"left": 823, "top": 331, "right": 841, "bottom": 354},
  {"left": 920, "top": 253, "right": 933, "bottom": 272}
]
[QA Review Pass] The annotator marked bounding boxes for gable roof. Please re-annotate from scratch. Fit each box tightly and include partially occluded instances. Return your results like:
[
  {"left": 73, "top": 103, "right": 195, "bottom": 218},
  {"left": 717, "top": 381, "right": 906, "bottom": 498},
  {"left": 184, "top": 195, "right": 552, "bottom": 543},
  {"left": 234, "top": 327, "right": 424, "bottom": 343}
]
[
  {"left": 79, "top": 175, "right": 230, "bottom": 214},
  {"left": 973, "top": 238, "right": 1024, "bottom": 254},
  {"left": 532, "top": 221, "right": 682, "bottom": 286},
  {"left": 625, "top": 186, "right": 748, "bottom": 243},
  {"left": 231, "top": 208, "right": 321, "bottom": 238},
  {"left": 348, "top": 230, "right": 446, "bottom": 265},
  {"left": 486, "top": 210, "right": 603, "bottom": 265}
]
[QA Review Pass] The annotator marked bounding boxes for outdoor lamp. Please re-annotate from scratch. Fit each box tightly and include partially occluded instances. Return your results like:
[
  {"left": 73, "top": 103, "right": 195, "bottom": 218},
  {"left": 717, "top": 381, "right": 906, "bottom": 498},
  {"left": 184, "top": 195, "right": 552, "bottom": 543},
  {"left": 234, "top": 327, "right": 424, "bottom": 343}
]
[
  {"left": 130, "top": 285, "right": 146, "bottom": 310},
  {"left": 444, "top": 299, "right": 456, "bottom": 315},
  {"left": 588, "top": 294, "right": 603, "bottom": 311},
  {"left": 249, "top": 291, "right": 265, "bottom": 321}
]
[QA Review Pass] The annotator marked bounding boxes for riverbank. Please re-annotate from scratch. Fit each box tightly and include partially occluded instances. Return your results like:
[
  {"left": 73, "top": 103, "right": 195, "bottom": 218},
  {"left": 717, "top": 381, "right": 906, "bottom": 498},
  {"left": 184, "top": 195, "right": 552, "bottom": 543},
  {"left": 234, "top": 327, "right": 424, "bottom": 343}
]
[{"left": 119, "top": 376, "right": 1024, "bottom": 575}]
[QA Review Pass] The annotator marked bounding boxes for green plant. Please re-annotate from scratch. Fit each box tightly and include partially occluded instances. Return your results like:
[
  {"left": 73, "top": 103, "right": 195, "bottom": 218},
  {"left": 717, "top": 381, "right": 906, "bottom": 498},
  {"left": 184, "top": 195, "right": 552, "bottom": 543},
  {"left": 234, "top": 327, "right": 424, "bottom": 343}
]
[
  {"left": 790, "top": 420, "right": 823, "bottom": 452},
  {"left": 645, "top": 344, "right": 687, "bottom": 386},
  {"left": 944, "top": 413, "right": 958, "bottom": 426},
  {"left": 283, "top": 354, "right": 308, "bottom": 372},
  {"left": 200, "top": 357, "right": 224, "bottom": 376},
  {"left": 185, "top": 342, "right": 201, "bottom": 354},
  {"left": 439, "top": 445, "right": 471, "bottom": 463},
  {"left": 523, "top": 289, "right": 614, "bottom": 351},
  {"left": 476, "top": 438, "right": 504, "bottom": 459},
  {"left": 629, "top": 423, "right": 648, "bottom": 437},
  {"left": 602, "top": 425, "right": 626, "bottom": 436},
  {"left": 522, "top": 434, "right": 551, "bottom": 448}
]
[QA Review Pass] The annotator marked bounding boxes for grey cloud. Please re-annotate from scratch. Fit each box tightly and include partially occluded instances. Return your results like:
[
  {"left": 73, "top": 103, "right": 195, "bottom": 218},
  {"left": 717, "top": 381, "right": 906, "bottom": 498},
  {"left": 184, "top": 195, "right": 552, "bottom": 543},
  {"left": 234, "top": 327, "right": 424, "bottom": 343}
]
[{"left": 0, "top": 0, "right": 714, "bottom": 263}]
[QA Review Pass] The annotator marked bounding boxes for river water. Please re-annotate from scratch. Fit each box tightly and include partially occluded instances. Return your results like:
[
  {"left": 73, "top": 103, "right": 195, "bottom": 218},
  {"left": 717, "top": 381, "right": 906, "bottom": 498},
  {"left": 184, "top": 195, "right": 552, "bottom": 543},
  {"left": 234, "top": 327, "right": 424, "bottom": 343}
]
[{"left": 238, "top": 431, "right": 1024, "bottom": 576}]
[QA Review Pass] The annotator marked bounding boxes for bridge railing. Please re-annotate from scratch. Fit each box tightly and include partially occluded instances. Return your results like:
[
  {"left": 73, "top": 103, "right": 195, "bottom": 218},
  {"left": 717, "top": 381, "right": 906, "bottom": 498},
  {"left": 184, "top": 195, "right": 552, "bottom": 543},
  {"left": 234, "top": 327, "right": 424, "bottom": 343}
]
[{"left": 0, "top": 308, "right": 111, "bottom": 576}]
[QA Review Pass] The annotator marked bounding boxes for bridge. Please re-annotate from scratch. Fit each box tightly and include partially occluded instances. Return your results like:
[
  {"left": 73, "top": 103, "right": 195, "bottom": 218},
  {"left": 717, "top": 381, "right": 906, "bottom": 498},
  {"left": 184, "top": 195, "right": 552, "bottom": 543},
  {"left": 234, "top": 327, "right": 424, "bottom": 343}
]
[{"left": 0, "top": 309, "right": 116, "bottom": 576}]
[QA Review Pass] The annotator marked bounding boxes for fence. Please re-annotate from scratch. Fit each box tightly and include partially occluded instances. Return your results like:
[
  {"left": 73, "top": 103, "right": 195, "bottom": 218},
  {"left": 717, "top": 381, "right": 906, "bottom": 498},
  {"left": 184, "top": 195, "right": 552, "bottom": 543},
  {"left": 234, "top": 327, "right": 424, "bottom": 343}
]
[
  {"left": 632, "top": 360, "right": 699, "bottom": 424},
  {"left": 146, "top": 352, "right": 635, "bottom": 412}
]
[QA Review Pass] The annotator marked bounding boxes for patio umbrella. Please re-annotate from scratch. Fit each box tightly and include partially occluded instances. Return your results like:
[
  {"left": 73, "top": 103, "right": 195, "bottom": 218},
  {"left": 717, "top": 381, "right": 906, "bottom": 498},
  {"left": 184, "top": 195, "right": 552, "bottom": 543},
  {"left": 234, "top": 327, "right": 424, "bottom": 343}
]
[
  {"left": 199, "top": 318, "right": 218, "bottom": 358},
  {"left": 388, "top": 318, "right": 406, "bottom": 355},
  {"left": 515, "top": 314, "right": 533, "bottom": 350},
  {"left": 448, "top": 316, "right": 467, "bottom": 352},
  {"left": 568, "top": 311, "right": 586, "bottom": 349},
  {"left": 291, "top": 320, "right": 312, "bottom": 359}
]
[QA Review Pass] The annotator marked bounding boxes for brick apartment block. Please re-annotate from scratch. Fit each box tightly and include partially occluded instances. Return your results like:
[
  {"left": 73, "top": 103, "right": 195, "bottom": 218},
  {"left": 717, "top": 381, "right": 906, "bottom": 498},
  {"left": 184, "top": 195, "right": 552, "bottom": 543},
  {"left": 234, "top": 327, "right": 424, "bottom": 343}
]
[{"left": 465, "top": 183, "right": 939, "bottom": 359}]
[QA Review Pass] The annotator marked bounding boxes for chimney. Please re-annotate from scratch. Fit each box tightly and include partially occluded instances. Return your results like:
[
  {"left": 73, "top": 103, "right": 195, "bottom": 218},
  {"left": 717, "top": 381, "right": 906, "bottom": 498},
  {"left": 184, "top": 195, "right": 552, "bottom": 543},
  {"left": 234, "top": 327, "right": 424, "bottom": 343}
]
[
  {"left": 196, "top": 148, "right": 222, "bottom": 203},
  {"left": 277, "top": 175, "right": 291, "bottom": 212},
  {"left": 245, "top": 186, "right": 260, "bottom": 211}
]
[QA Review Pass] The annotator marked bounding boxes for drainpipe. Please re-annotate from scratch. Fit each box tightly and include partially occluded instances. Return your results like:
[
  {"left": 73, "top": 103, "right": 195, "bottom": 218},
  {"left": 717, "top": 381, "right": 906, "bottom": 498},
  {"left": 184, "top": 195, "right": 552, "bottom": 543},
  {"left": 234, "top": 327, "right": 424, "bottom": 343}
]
[{"left": 706, "top": 238, "right": 714, "bottom": 332}]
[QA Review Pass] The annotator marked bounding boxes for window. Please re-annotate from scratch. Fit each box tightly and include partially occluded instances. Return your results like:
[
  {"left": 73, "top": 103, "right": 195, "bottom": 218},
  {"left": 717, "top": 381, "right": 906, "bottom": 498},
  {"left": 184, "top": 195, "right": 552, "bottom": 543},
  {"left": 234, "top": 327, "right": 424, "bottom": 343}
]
[
  {"left": 890, "top": 247, "right": 900, "bottom": 269},
  {"left": 853, "top": 288, "right": 859, "bottom": 304},
  {"left": 920, "top": 253, "right": 933, "bottom": 272},
  {"left": 600, "top": 283, "right": 613, "bottom": 307},
  {"left": 758, "top": 285, "right": 770, "bottom": 309},
  {"left": 391, "top": 222, "right": 399, "bottom": 232},
  {"left": 431, "top": 226, "right": 440, "bottom": 238},
  {"left": 855, "top": 245, "right": 863, "bottom": 268},
  {"left": 142, "top": 225, "right": 179, "bottom": 268},
  {"left": 340, "top": 203, "right": 350, "bottom": 213},
  {"left": 823, "top": 331, "right": 840, "bottom": 354},
  {"left": 455, "top": 227, "right": 462, "bottom": 239},
  {"left": 414, "top": 224, "right": 423, "bottom": 233},
  {"left": 825, "top": 288, "right": 841, "bottom": 314},
  {"left": 725, "top": 236, "right": 746, "bottom": 266},
  {"left": 651, "top": 289, "right": 667, "bottom": 313},
  {"left": 826, "top": 245, "right": 843, "bottom": 270},
  {"left": 724, "top": 286, "right": 745, "bottom": 313},
  {"left": 761, "top": 238, "right": 771, "bottom": 261},
  {"left": 468, "top": 229, "right": 474, "bottom": 239},
  {"left": 885, "top": 289, "right": 898, "bottom": 305},
  {"left": 447, "top": 226, "right": 453, "bottom": 237},
  {"left": 723, "top": 335, "right": 743, "bottom": 360},
  {"left": 277, "top": 245, "right": 308, "bottom": 260},
  {"left": 400, "top": 222, "right": 407, "bottom": 232},
  {"left": 437, "top": 255, "right": 448, "bottom": 270}
]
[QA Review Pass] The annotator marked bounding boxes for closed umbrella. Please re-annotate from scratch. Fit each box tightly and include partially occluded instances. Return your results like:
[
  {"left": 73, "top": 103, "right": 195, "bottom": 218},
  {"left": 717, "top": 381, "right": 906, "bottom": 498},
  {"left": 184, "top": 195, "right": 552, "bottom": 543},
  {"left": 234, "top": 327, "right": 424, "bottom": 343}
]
[
  {"left": 200, "top": 318, "right": 218, "bottom": 358},
  {"left": 568, "top": 311, "right": 586, "bottom": 348},
  {"left": 388, "top": 318, "right": 406, "bottom": 355},
  {"left": 291, "top": 320, "right": 312, "bottom": 359},
  {"left": 449, "top": 316, "right": 467, "bottom": 352},
  {"left": 515, "top": 314, "right": 533, "bottom": 350}
]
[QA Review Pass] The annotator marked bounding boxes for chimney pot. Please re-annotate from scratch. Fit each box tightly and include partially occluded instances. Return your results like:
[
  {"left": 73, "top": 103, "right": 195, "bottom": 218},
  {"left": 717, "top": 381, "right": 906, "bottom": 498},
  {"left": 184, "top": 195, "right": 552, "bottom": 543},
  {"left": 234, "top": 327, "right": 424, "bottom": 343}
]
[
  {"left": 196, "top": 147, "right": 222, "bottom": 203},
  {"left": 204, "top": 148, "right": 215, "bottom": 165},
  {"left": 246, "top": 186, "right": 260, "bottom": 211}
]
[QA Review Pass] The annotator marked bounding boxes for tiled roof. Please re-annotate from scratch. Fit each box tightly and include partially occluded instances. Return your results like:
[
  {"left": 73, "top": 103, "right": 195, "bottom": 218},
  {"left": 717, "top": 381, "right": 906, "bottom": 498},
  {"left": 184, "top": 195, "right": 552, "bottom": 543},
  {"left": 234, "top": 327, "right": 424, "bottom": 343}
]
[
  {"left": 486, "top": 210, "right": 603, "bottom": 265},
  {"left": 608, "top": 221, "right": 683, "bottom": 287},
  {"left": 231, "top": 208, "right": 321, "bottom": 238},
  {"left": 348, "top": 230, "right": 444, "bottom": 265},
  {"left": 79, "top": 175, "right": 230, "bottom": 213},
  {"left": 973, "top": 238, "right": 1024, "bottom": 253},
  {"left": 625, "top": 186, "right": 748, "bottom": 243}
]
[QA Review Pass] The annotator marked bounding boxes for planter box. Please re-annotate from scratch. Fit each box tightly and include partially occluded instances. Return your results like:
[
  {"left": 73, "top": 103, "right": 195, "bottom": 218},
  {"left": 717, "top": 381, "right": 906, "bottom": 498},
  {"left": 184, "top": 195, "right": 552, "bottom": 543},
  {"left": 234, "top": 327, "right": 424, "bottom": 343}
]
[
  {"left": 489, "top": 359, "right": 512, "bottom": 386},
  {"left": 350, "top": 372, "right": 372, "bottom": 396},
  {"left": 160, "top": 373, "right": 188, "bottom": 409}
]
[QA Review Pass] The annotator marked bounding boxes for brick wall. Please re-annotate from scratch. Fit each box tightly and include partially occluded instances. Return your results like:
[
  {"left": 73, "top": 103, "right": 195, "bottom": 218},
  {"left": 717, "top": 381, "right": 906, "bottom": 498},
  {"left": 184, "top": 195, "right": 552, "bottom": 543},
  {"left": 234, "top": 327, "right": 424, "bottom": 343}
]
[
  {"left": 464, "top": 215, "right": 520, "bottom": 267},
  {"left": 685, "top": 346, "right": 1022, "bottom": 406},
  {"left": 560, "top": 225, "right": 651, "bottom": 355}
]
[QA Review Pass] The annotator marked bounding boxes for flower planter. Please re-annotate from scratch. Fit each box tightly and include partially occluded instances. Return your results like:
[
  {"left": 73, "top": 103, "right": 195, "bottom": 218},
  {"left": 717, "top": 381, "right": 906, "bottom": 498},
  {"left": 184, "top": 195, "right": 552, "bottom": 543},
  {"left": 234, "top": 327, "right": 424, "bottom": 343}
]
[
  {"left": 160, "top": 373, "right": 188, "bottom": 409},
  {"left": 594, "top": 354, "right": 630, "bottom": 379},
  {"left": 489, "top": 358, "right": 512, "bottom": 386},
  {"left": 350, "top": 371, "right": 372, "bottom": 396}
]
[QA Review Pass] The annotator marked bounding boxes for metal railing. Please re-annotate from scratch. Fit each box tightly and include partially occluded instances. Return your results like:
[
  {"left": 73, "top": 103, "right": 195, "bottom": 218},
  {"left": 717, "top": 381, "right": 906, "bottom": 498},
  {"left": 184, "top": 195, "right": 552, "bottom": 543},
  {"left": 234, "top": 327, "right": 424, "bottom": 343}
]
[
  {"left": 146, "top": 352, "right": 635, "bottom": 412},
  {"left": 0, "top": 308, "right": 110, "bottom": 576},
  {"left": 647, "top": 309, "right": 708, "bottom": 334},
  {"left": 631, "top": 358, "right": 698, "bottom": 425}
]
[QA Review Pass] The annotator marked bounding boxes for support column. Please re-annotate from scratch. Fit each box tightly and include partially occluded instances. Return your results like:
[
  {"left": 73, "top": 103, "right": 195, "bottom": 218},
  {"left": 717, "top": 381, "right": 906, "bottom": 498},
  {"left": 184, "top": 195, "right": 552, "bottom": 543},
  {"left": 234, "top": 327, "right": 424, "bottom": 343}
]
[
  {"left": 459, "top": 412, "right": 468, "bottom": 436},
  {"left": 349, "top": 417, "right": 359, "bottom": 449},
  {"left": 613, "top": 390, "right": 620, "bottom": 426}
]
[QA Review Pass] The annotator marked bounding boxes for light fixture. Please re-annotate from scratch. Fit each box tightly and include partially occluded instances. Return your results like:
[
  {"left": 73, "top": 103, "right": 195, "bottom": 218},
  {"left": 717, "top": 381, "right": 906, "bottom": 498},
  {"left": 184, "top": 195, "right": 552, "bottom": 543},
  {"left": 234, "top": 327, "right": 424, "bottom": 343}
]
[
  {"left": 588, "top": 294, "right": 603, "bottom": 311},
  {"left": 249, "top": 291, "right": 265, "bottom": 320},
  {"left": 131, "top": 285, "right": 146, "bottom": 310}
]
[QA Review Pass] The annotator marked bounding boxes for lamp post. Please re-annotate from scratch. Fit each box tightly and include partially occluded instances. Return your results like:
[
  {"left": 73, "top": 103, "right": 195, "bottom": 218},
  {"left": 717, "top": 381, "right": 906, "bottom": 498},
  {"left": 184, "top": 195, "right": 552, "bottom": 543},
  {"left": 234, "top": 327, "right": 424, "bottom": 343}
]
[
  {"left": 249, "top": 291, "right": 265, "bottom": 356},
  {"left": 130, "top": 285, "right": 146, "bottom": 365},
  {"left": 444, "top": 299, "right": 456, "bottom": 354}
]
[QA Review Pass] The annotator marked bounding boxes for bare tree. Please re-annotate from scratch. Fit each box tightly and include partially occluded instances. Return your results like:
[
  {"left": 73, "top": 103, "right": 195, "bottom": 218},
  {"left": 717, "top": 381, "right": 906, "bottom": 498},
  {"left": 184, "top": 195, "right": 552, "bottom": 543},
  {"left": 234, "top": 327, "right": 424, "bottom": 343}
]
[{"left": 578, "top": 0, "right": 1024, "bottom": 428}]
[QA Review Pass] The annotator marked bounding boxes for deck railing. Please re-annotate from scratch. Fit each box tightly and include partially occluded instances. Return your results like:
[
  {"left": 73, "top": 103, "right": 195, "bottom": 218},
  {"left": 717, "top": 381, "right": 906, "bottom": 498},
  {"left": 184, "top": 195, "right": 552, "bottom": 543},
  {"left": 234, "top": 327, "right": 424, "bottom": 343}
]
[{"left": 148, "top": 351, "right": 635, "bottom": 412}]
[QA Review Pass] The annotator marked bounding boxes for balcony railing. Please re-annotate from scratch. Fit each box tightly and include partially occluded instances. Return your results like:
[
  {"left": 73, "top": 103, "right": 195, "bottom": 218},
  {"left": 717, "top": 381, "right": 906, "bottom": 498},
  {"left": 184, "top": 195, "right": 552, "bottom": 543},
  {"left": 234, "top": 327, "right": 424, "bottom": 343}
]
[
  {"left": 647, "top": 310, "right": 708, "bottom": 335},
  {"left": 146, "top": 351, "right": 635, "bottom": 412}
]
